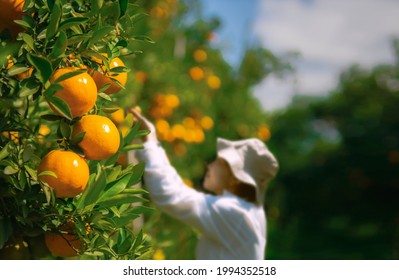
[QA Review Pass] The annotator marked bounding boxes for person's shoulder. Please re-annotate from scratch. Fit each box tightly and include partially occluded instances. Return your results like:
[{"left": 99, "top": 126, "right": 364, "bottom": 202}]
[{"left": 209, "top": 191, "right": 254, "bottom": 215}]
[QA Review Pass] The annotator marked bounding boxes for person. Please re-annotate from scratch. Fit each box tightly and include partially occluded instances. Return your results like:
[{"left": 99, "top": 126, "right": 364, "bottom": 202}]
[{"left": 129, "top": 108, "right": 279, "bottom": 260}]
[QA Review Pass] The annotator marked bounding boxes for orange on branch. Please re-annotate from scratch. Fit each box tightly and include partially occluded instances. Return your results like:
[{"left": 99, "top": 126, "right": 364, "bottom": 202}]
[
  {"left": 107, "top": 108, "right": 125, "bottom": 126},
  {"left": 2, "top": 131, "right": 19, "bottom": 143},
  {"left": 189, "top": 67, "right": 204, "bottom": 81},
  {"left": 16, "top": 67, "right": 33, "bottom": 80},
  {"left": 72, "top": 115, "right": 120, "bottom": 160},
  {"left": 45, "top": 222, "right": 82, "bottom": 258},
  {"left": 207, "top": 75, "right": 221, "bottom": 89},
  {"left": 50, "top": 67, "right": 98, "bottom": 118},
  {"left": 38, "top": 150, "right": 89, "bottom": 198},
  {"left": 193, "top": 49, "right": 207, "bottom": 62},
  {"left": 91, "top": 55, "right": 127, "bottom": 94}
]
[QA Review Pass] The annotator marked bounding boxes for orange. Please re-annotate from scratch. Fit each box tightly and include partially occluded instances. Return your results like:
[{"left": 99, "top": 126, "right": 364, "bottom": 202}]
[
  {"left": 37, "top": 150, "right": 89, "bottom": 198},
  {"left": 45, "top": 222, "right": 82, "bottom": 257},
  {"left": 16, "top": 67, "right": 33, "bottom": 80},
  {"left": 0, "top": 0, "right": 24, "bottom": 38},
  {"left": 72, "top": 115, "right": 120, "bottom": 160},
  {"left": 2, "top": 131, "right": 19, "bottom": 143},
  {"left": 200, "top": 116, "right": 214, "bottom": 130},
  {"left": 91, "top": 55, "right": 127, "bottom": 94},
  {"left": 189, "top": 66, "right": 204, "bottom": 81},
  {"left": 193, "top": 49, "right": 207, "bottom": 62},
  {"left": 135, "top": 71, "right": 147, "bottom": 83},
  {"left": 207, "top": 75, "right": 221, "bottom": 89},
  {"left": 50, "top": 67, "right": 97, "bottom": 118},
  {"left": 107, "top": 108, "right": 125, "bottom": 126}
]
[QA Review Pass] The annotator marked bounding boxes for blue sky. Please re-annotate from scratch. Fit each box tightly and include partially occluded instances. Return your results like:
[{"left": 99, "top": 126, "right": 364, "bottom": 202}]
[
  {"left": 202, "top": 0, "right": 399, "bottom": 111},
  {"left": 202, "top": 0, "right": 259, "bottom": 68}
]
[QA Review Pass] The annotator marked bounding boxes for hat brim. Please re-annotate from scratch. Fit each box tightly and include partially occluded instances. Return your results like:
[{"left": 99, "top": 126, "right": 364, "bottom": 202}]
[{"left": 216, "top": 138, "right": 258, "bottom": 188}]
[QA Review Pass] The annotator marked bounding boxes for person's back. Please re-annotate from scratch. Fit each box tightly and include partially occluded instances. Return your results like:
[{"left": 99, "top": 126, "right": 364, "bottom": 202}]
[{"left": 131, "top": 108, "right": 278, "bottom": 260}]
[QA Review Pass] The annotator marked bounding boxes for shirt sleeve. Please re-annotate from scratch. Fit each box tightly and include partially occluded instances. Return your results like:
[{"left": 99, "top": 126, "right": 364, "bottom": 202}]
[{"left": 133, "top": 141, "right": 239, "bottom": 239}]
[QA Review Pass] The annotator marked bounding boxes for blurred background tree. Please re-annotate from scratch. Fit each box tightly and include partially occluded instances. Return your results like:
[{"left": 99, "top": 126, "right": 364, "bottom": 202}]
[{"left": 266, "top": 42, "right": 399, "bottom": 260}]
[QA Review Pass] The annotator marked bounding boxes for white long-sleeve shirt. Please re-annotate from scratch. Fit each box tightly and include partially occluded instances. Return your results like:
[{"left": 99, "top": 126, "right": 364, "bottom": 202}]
[{"left": 135, "top": 141, "right": 267, "bottom": 260}]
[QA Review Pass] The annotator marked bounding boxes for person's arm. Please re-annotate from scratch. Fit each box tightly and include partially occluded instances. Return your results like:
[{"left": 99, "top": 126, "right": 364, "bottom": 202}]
[{"left": 129, "top": 108, "right": 238, "bottom": 239}]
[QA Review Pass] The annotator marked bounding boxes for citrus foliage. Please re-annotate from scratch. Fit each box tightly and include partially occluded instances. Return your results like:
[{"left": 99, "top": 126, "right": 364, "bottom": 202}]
[{"left": 1, "top": 0, "right": 152, "bottom": 259}]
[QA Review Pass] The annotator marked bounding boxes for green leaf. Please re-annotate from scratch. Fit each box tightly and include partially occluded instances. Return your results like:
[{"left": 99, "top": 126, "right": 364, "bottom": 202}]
[
  {"left": 53, "top": 68, "right": 86, "bottom": 84},
  {"left": 122, "top": 144, "right": 143, "bottom": 152},
  {"left": 107, "top": 165, "right": 122, "bottom": 182},
  {"left": 71, "top": 131, "right": 86, "bottom": 145},
  {"left": 47, "top": 96, "right": 72, "bottom": 120},
  {"left": 19, "top": 81, "right": 40, "bottom": 97},
  {"left": 59, "top": 17, "right": 89, "bottom": 31},
  {"left": 38, "top": 170, "right": 57, "bottom": 178},
  {"left": 109, "top": 66, "right": 129, "bottom": 74},
  {"left": 40, "top": 114, "right": 63, "bottom": 122},
  {"left": 22, "top": 145, "right": 34, "bottom": 162},
  {"left": 7, "top": 65, "right": 29, "bottom": 76},
  {"left": 119, "top": 0, "right": 128, "bottom": 17},
  {"left": 44, "top": 83, "right": 63, "bottom": 98},
  {"left": 133, "top": 35, "right": 155, "bottom": 44},
  {"left": 98, "top": 192, "right": 146, "bottom": 208},
  {"left": 4, "top": 165, "right": 19, "bottom": 175},
  {"left": 0, "top": 143, "right": 11, "bottom": 161},
  {"left": 98, "top": 92, "right": 112, "bottom": 101},
  {"left": 81, "top": 168, "right": 107, "bottom": 208},
  {"left": 26, "top": 54, "right": 53, "bottom": 83},
  {"left": 128, "top": 162, "right": 145, "bottom": 186},
  {"left": 60, "top": 120, "right": 71, "bottom": 138},
  {"left": 67, "top": 34, "right": 91, "bottom": 46},
  {"left": 49, "top": 31, "right": 68, "bottom": 59},
  {"left": 46, "top": 0, "right": 62, "bottom": 39},
  {"left": 24, "top": 165, "right": 37, "bottom": 181},
  {"left": 20, "top": 33, "right": 35, "bottom": 50},
  {"left": 97, "top": 83, "right": 111, "bottom": 93},
  {"left": 91, "top": 0, "right": 104, "bottom": 13},
  {"left": 101, "top": 107, "right": 120, "bottom": 114},
  {"left": 98, "top": 173, "right": 133, "bottom": 203},
  {"left": 88, "top": 26, "right": 115, "bottom": 47},
  {"left": 75, "top": 173, "right": 96, "bottom": 210},
  {"left": 14, "top": 20, "right": 31, "bottom": 30},
  {"left": 129, "top": 13, "right": 147, "bottom": 25}
]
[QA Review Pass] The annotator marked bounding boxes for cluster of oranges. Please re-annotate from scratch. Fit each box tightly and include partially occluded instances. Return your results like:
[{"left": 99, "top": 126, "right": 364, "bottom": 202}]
[
  {"left": 149, "top": 93, "right": 180, "bottom": 119},
  {"left": 155, "top": 115, "right": 213, "bottom": 145},
  {"left": 35, "top": 56, "right": 128, "bottom": 257},
  {"left": 189, "top": 49, "right": 221, "bottom": 90}
]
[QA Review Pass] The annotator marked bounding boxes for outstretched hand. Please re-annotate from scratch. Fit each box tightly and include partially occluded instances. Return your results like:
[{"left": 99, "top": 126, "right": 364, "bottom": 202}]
[{"left": 128, "top": 107, "right": 158, "bottom": 142}]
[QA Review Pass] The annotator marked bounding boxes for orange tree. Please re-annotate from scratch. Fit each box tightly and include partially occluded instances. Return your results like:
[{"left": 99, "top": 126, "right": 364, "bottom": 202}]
[{"left": 0, "top": 0, "right": 153, "bottom": 259}]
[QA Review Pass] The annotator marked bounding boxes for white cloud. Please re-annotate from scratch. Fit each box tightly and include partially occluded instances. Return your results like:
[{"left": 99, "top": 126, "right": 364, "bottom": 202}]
[{"left": 253, "top": 0, "right": 399, "bottom": 110}]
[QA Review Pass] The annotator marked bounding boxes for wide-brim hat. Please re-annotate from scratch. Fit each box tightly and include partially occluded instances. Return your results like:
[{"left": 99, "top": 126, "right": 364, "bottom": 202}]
[{"left": 217, "top": 137, "right": 279, "bottom": 205}]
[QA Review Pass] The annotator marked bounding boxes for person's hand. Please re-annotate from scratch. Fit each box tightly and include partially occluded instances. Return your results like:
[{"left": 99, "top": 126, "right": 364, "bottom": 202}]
[{"left": 128, "top": 107, "right": 158, "bottom": 142}]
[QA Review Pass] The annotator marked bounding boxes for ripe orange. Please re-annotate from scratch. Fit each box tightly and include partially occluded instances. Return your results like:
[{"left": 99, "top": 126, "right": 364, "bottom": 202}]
[
  {"left": 193, "top": 49, "right": 207, "bottom": 62},
  {"left": 16, "top": 67, "right": 33, "bottom": 80},
  {"left": 107, "top": 108, "right": 125, "bottom": 126},
  {"left": 45, "top": 222, "right": 82, "bottom": 258},
  {"left": 91, "top": 55, "right": 127, "bottom": 94},
  {"left": 37, "top": 150, "right": 89, "bottom": 198},
  {"left": 0, "top": 0, "right": 24, "bottom": 38},
  {"left": 207, "top": 75, "right": 221, "bottom": 89},
  {"left": 2, "top": 131, "right": 19, "bottom": 143},
  {"left": 50, "top": 67, "right": 98, "bottom": 118},
  {"left": 72, "top": 115, "right": 120, "bottom": 160},
  {"left": 189, "top": 66, "right": 204, "bottom": 81}
]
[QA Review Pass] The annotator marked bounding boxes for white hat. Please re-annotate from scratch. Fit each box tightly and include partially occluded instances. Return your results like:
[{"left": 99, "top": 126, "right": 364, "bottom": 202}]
[{"left": 217, "top": 137, "right": 279, "bottom": 204}]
